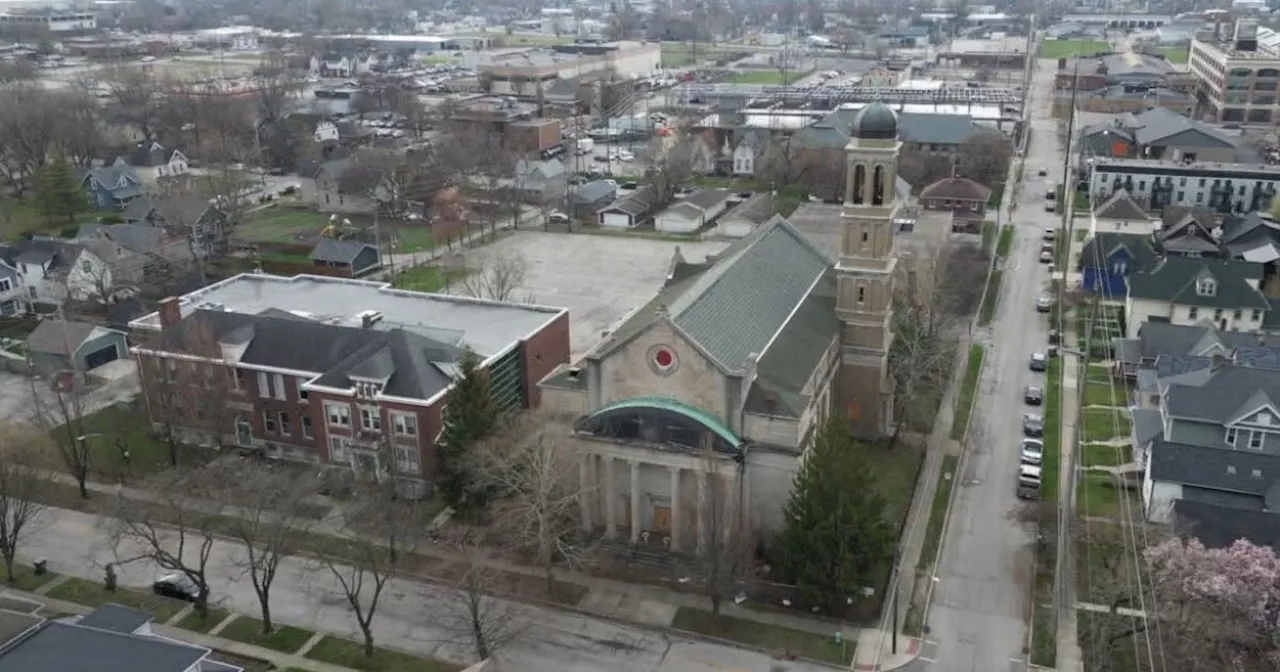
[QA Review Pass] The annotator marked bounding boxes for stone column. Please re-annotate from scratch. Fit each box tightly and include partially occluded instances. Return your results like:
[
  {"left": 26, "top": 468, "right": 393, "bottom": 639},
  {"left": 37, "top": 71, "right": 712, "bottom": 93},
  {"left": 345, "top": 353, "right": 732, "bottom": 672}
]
[
  {"left": 629, "top": 460, "right": 642, "bottom": 543},
  {"left": 578, "top": 458, "right": 592, "bottom": 532},
  {"left": 696, "top": 470, "right": 707, "bottom": 556},
  {"left": 669, "top": 466, "right": 681, "bottom": 552},
  {"left": 604, "top": 456, "right": 617, "bottom": 538}
]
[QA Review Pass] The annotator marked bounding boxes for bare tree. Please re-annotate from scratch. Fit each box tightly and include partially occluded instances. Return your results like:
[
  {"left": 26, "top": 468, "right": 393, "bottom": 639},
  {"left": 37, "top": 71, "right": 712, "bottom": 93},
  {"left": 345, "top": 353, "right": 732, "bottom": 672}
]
[
  {"left": 317, "top": 489, "right": 424, "bottom": 658},
  {"left": 98, "top": 65, "right": 164, "bottom": 143},
  {"left": 438, "top": 537, "right": 524, "bottom": 660},
  {"left": 645, "top": 134, "right": 695, "bottom": 208},
  {"left": 688, "top": 436, "right": 753, "bottom": 618},
  {"left": 957, "top": 130, "right": 1013, "bottom": 188},
  {"left": 459, "top": 254, "right": 529, "bottom": 302},
  {"left": 476, "top": 414, "right": 585, "bottom": 599},
  {"left": 0, "top": 428, "right": 53, "bottom": 582},
  {"left": 0, "top": 84, "right": 62, "bottom": 199},
  {"left": 26, "top": 377, "right": 92, "bottom": 499},
  {"left": 104, "top": 468, "right": 224, "bottom": 616},
  {"left": 215, "top": 457, "right": 318, "bottom": 634}
]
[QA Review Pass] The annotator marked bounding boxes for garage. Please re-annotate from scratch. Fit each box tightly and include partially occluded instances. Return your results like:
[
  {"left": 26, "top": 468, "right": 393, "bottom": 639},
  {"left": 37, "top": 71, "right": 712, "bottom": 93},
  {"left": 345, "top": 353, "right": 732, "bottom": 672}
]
[{"left": 83, "top": 343, "right": 121, "bottom": 369}]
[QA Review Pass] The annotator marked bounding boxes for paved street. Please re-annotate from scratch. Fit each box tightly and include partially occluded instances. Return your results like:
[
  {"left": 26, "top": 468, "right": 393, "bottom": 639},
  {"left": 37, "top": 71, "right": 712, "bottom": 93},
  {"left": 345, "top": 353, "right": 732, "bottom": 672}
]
[
  {"left": 919, "top": 55, "right": 1063, "bottom": 672},
  {"left": 21, "top": 506, "right": 835, "bottom": 672}
]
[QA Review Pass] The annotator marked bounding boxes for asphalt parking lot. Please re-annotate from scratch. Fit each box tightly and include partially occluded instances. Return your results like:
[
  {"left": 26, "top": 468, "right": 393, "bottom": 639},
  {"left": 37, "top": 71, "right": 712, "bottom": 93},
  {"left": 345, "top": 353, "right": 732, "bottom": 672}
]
[{"left": 457, "top": 231, "right": 728, "bottom": 356}]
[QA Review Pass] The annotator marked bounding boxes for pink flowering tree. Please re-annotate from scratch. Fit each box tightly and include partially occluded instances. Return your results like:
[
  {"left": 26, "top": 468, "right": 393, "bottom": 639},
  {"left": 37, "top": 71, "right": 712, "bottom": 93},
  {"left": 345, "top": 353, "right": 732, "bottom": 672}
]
[{"left": 1142, "top": 537, "right": 1280, "bottom": 669}]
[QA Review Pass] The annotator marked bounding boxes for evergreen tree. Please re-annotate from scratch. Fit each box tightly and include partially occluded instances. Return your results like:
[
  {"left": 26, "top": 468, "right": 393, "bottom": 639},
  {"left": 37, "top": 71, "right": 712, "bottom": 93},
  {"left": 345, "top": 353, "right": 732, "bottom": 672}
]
[
  {"left": 776, "top": 419, "right": 895, "bottom": 613},
  {"left": 37, "top": 154, "right": 87, "bottom": 225},
  {"left": 436, "top": 350, "right": 499, "bottom": 517}
]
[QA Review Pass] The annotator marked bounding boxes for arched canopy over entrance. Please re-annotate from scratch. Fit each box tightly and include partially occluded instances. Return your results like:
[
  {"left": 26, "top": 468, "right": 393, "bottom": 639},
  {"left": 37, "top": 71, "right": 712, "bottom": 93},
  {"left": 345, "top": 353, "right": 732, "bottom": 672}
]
[{"left": 573, "top": 396, "right": 743, "bottom": 456}]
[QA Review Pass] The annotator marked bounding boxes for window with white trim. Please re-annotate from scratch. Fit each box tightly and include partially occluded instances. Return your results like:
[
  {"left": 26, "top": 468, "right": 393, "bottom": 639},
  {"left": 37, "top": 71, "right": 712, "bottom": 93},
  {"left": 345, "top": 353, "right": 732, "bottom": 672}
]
[
  {"left": 297, "top": 378, "right": 309, "bottom": 401},
  {"left": 302, "top": 415, "right": 313, "bottom": 439},
  {"left": 1249, "top": 431, "right": 1264, "bottom": 450},
  {"left": 263, "top": 410, "right": 279, "bottom": 434},
  {"left": 273, "top": 373, "right": 286, "bottom": 400},
  {"left": 1226, "top": 427, "right": 1238, "bottom": 446},
  {"left": 257, "top": 371, "right": 270, "bottom": 398},
  {"left": 392, "top": 412, "right": 417, "bottom": 437},
  {"left": 396, "top": 446, "right": 421, "bottom": 473},
  {"left": 360, "top": 407, "right": 381, "bottom": 432},
  {"left": 1196, "top": 278, "right": 1216, "bottom": 296},
  {"left": 326, "top": 403, "right": 350, "bottom": 427},
  {"left": 329, "top": 437, "right": 350, "bottom": 464},
  {"left": 280, "top": 412, "right": 291, "bottom": 436}
]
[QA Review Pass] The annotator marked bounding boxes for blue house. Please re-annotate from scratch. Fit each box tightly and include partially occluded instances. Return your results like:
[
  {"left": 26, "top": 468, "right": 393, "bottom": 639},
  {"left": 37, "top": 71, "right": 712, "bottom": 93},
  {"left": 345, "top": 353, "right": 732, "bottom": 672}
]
[
  {"left": 1080, "top": 231, "right": 1159, "bottom": 300},
  {"left": 80, "top": 165, "right": 144, "bottom": 210}
]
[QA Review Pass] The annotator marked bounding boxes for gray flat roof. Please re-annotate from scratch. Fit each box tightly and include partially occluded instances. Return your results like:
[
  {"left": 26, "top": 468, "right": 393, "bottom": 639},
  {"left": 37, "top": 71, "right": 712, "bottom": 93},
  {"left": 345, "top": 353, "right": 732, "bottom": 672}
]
[
  {"left": 0, "top": 621, "right": 206, "bottom": 672},
  {"left": 129, "top": 274, "right": 568, "bottom": 358}
]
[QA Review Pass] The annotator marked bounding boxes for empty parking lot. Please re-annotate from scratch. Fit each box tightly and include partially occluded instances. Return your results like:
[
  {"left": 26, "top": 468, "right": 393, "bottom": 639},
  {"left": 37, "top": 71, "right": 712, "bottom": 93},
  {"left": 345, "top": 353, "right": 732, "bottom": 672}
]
[{"left": 458, "top": 231, "right": 728, "bottom": 356}]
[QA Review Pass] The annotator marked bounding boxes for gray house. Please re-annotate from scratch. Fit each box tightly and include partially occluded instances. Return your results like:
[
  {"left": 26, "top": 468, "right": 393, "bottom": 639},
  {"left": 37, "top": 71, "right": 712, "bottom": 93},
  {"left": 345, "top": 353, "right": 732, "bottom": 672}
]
[
  {"left": 25, "top": 319, "right": 129, "bottom": 375},
  {"left": 310, "top": 239, "right": 380, "bottom": 276},
  {"left": 567, "top": 180, "right": 617, "bottom": 222},
  {"left": 1143, "top": 355, "right": 1280, "bottom": 551},
  {"left": 514, "top": 158, "right": 566, "bottom": 204}
]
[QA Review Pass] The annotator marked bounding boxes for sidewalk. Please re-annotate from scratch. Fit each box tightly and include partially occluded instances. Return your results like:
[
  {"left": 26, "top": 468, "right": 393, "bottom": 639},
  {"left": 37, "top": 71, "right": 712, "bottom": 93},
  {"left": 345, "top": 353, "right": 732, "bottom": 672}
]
[
  {"left": 35, "top": 468, "right": 853, "bottom": 641},
  {"left": 1057, "top": 310, "right": 1084, "bottom": 672}
]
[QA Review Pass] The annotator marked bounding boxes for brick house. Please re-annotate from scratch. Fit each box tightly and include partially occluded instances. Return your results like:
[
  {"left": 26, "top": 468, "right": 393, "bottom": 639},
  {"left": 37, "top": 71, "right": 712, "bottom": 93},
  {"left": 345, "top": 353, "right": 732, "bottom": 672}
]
[
  {"left": 918, "top": 176, "right": 992, "bottom": 234},
  {"left": 130, "top": 274, "right": 570, "bottom": 499}
]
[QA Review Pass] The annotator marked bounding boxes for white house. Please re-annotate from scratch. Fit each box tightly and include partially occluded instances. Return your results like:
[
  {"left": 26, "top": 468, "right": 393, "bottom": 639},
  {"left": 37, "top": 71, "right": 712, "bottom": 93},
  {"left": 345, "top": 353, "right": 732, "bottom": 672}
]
[
  {"left": 598, "top": 187, "right": 657, "bottom": 229},
  {"left": 1090, "top": 189, "right": 1157, "bottom": 236},
  {"left": 111, "top": 143, "right": 189, "bottom": 183},
  {"left": 654, "top": 189, "right": 732, "bottom": 234},
  {"left": 1125, "top": 257, "right": 1270, "bottom": 337},
  {"left": 315, "top": 121, "right": 340, "bottom": 144},
  {"left": 0, "top": 240, "right": 115, "bottom": 307}
]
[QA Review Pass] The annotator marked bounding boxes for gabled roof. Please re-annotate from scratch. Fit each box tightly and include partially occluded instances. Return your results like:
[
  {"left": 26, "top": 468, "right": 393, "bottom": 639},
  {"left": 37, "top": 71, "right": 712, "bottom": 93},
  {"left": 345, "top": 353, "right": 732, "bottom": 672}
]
[
  {"left": 681, "top": 188, "right": 731, "bottom": 210},
  {"left": 1158, "top": 205, "right": 1218, "bottom": 253},
  {"left": 743, "top": 267, "right": 838, "bottom": 418},
  {"left": 124, "top": 196, "right": 217, "bottom": 228},
  {"left": 1173, "top": 499, "right": 1280, "bottom": 552},
  {"left": 1127, "top": 257, "right": 1267, "bottom": 309},
  {"left": 572, "top": 180, "right": 616, "bottom": 204},
  {"left": 1078, "top": 231, "right": 1159, "bottom": 271},
  {"left": 1131, "top": 107, "right": 1237, "bottom": 149},
  {"left": 1136, "top": 321, "right": 1262, "bottom": 360},
  {"left": 919, "top": 177, "right": 990, "bottom": 202},
  {"left": 311, "top": 238, "right": 376, "bottom": 264},
  {"left": 896, "top": 113, "right": 977, "bottom": 146},
  {"left": 26, "top": 320, "right": 110, "bottom": 356},
  {"left": 515, "top": 158, "right": 565, "bottom": 182},
  {"left": 600, "top": 186, "right": 656, "bottom": 217},
  {"left": 81, "top": 165, "right": 140, "bottom": 192},
  {"left": 77, "top": 223, "right": 163, "bottom": 254},
  {"left": 1164, "top": 363, "right": 1280, "bottom": 424},
  {"left": 1150, "top": 435, "right": 1280, "bottom": 494},
  {"left": 722, "top": 192, "right": 776, "bottom": 225},
  {"left": 1092, "top": 189, "right": 1148, "bottom": 221},
  {"left": 590, "top": 215, "right": 832, "bottom": 375},
  {"left": 1220, "top": 211, "right": 1280, "bottom": 262}
]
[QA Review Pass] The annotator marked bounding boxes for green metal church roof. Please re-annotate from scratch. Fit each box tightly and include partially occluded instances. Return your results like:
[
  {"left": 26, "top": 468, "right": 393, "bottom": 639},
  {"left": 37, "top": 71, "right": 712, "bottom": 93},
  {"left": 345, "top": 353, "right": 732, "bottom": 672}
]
[{"left": 586, "top": 396, "right": 742, "bottom": 447}]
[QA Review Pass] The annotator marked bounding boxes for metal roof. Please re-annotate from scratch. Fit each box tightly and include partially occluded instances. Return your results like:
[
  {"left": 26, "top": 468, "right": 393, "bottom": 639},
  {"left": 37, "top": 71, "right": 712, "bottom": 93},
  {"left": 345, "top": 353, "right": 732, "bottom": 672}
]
[{"left": 673, "top": 82, "right": 1022, "bottom": 105}]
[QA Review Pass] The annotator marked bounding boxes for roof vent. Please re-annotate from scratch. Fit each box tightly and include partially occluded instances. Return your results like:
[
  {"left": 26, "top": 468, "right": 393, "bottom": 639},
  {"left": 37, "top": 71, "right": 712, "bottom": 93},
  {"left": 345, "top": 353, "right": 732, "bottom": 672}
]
[
  {"left": 566, "top": 366, "right": 582, "bottom": 381},
  {"left": 359, "top": 310, "right": 385, "bottom": 328}
]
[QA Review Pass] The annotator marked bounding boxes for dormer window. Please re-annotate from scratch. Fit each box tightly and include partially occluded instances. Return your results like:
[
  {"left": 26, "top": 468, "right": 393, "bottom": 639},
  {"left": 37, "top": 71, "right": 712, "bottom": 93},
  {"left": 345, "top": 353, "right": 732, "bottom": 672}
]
[
  {"left": 1196, "top": 278, "right": 1216, "bottom": 296},
  {"left": 356, "top": 382, "right": 381, "bottom": 398}
]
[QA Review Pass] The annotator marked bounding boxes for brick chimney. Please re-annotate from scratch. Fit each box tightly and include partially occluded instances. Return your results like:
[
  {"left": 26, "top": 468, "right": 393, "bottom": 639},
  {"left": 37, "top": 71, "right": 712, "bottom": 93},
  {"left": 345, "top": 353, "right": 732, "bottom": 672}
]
[{"left": 158, "top": 297, "right": 181, "bottom": 329}]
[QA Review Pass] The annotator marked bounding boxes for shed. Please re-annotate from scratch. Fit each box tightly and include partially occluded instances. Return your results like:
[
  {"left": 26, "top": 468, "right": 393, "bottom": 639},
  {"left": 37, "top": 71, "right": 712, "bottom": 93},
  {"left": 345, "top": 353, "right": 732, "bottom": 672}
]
[
  {"left": 717, "top": 192, "right": 776, "bottom": 238},
  {"left": 654, "top": 189, "right": 732, "bottom": 234},
  {"left": 26, "top": 319, "right": 129, "bottom": 375},
  {"left": 310, "top": 239, "right": 381, "bottom": 276},
  {"left": 598, "top": 186, "right": 657, "bottom": 229}
]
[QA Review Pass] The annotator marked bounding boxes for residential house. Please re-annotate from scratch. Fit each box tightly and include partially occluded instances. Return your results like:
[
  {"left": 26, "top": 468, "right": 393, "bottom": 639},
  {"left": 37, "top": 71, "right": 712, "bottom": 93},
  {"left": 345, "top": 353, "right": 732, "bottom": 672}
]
[
  {"left": 514, "top": 158, "right": 567, "bottom": 204},
  {"left": 129, "top": 274, "right": 569, "bottom": 499},
  {"left": 1156, "top": 205, "right": 1219, "bottom": 255},
  {"left": 123, "top": 195, "right": 227, "bottom": 254},
  {"left": 717, "top": 192, "right": 777, "bottom": 238},
  {"left": 81, "top": 165, "right": 144, "bottom": 210},
  {"left": 0, "top": 603, "right": 243, "bottom": 672},
  {"left": 1220, "top": 211, "right": 1280, "bottom": 263},
  {"left": 310, "top": 239, "right": 381, "bottom": 276},
  {"left": 25, "top": 318, "right": 129, "bottom": 375},
  {"left": 315, "top": 120, "right": 341, "bottom": 144},
  {"left": 110, "top": 141, "right": 190, "bottom": 184},
  {"left": 1112, "top": 321, "right": 1265, "bottom": 396},
  {"left": 566, "top": 180, "right": 617, "bottom": 223},
  {"left": 76, "top": 221, "right": 195, "bottom": 285},
  {"left": 1090, "top": 189, "right": 1155, "bottom": 235},
  {"left": 654, "top": 189, "right": 732, "bottom": 234},
  {"left": 0, "top": 263, "right": 23, "bottom": 316},
  {"left": 310, "top": 53, "right": 364, "bottom": 78},
  {"left": 731, "top": 131, "right": 767, "bottom": 177},
  {"left": 0, "top": 239, "right": 113, "bottom": 306},
  {"left": 1079, "top": 231, "right": 1159, "bottom": 299},
  {"left": 598, "top": 186, "right": 658, "bottom": 229},
  {"left": 1141, "top": 355, "right": 1280, "bottom": 551},
  {"left": 918, "top": 176, "right": 991, "bottom": 233},
  {"left": 1126, "top": 256, "right": 1271, "bottom": 336},
  {"left": 310, "top": 152, "right": 397, "bottom": 214}
]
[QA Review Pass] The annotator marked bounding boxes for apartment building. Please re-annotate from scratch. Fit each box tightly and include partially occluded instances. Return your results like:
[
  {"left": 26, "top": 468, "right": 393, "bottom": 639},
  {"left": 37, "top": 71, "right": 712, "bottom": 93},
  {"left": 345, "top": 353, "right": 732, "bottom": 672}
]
[
  {"left": 1189, "top": 19, "right": 1280, "bottom": 123},
  {"left": 130, "top": 274, "right": 569, "bottom": 499},
  {"left": 1087, "top": 157, "right": 1280, "bottom": 214}
]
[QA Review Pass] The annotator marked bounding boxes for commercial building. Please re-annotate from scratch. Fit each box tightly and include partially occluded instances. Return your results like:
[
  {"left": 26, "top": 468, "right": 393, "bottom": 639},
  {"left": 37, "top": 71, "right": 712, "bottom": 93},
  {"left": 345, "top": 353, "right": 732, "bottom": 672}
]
[
  {"left": 1086, "top": 157, "right": 1280, "bottom": 214},
  {"left": 1189, "top": 19, "right": 1280, "bottom": 123},
  {"left": 478, "top": 41, "right": 660, "bottom": 97},
  {"left": 129, "top": 273, "right": 569, "bottom": 499},
  {"left": 0, "top": 8, "right": 96, "bottom": 32}
]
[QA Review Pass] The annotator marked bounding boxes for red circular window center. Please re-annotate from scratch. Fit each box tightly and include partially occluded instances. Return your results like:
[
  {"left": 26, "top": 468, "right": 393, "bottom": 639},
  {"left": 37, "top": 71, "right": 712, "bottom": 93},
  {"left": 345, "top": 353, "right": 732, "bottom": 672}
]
[{"left": 654, "top": 349, "right": 674, "bottom": 368}]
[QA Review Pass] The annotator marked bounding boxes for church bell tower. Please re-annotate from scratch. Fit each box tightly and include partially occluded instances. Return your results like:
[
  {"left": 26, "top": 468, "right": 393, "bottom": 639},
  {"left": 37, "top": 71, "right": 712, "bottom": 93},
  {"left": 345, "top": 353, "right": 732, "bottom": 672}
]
[{"left": 835, "top": 102, "right": 900, "bottom": 437}]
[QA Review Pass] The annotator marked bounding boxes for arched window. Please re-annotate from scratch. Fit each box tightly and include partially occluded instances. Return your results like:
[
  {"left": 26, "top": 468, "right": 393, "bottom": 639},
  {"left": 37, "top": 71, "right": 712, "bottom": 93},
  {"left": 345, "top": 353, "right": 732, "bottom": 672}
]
[
  {"left": 573, "top": 398, "right": 742, "bottom": 455},
  {"left": 852, "top": 164, "right": 866, "bottom": 205},
  {"left": 872, "top": 165, "right": 886, "bottom": 206}
]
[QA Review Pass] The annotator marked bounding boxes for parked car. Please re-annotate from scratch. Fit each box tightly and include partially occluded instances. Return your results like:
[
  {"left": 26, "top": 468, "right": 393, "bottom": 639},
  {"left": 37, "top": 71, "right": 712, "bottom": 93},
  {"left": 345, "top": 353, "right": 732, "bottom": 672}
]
[
  {"left": 1025, "top": 385, "right": 1043, "bottom": 405},
  {"left": 1017, "top": 464, "right": 1042, "bottom": 500},
  {"left": 1029, "top": 352, "right": 1048, "bottom": 372},
  {"left": 1020, "top": 438, "right": 1045, "bottom": 465},
  {"left": 1039, "top": 249, "right": 1053, "bottom": 263},
  {"left": 1023, "top": 413, "right": 1044, "bottom": 438},
  {"left": 1036, "top": 296, "right": 1051, "bottom": 313},
  {"left": 153, "top": 573, "right": 199, "bottom": 602},
  {"left": 621, "top": 181, "right": 639, "bottom": 190},
  {"left": 1043, "top": 228, "right": 1056, "bottom": 241},
  {"left": 1045, "top": 202, "right": 1055, "bottom": 213},
  {"left": 1038, "top": 168, "right": 1048, "bottom": 177}
]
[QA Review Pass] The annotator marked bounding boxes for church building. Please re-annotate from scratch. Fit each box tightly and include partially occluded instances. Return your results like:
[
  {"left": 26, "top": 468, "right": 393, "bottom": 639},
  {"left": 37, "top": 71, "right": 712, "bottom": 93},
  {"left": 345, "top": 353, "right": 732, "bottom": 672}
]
[{"left": 537, "top": 102, "right": 905, "bottom": 550}]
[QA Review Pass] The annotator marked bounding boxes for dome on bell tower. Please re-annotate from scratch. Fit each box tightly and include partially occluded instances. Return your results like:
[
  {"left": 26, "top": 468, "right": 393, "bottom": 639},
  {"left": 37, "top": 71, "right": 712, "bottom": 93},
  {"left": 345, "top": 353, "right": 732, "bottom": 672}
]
[{"left": 851, "top": 102, "right": 898, "bottom": 140}]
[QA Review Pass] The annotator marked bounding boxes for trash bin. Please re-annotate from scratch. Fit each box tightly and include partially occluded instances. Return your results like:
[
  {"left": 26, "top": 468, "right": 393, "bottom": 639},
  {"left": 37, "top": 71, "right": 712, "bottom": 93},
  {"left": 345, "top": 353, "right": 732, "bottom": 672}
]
[{"left": 33, "top": 559, "right": 46, "bottom": 575}]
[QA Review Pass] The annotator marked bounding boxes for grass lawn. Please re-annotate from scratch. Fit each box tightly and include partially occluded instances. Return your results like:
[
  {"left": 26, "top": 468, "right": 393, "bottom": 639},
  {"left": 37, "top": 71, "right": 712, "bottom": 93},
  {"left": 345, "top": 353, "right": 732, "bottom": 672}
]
[
  {"left": 1076, "top": 471, "right": 1140, "bottom": 520},
  {"left": 979, "top": 269, "right": 1003, "bottom": 327},
  {"left": 1074, "top": 228, "right": 1088, "bottom": 242},
  {"left": 981, "top": 220, "right": 997, "bottom": 253},
  {"left": 951, "top": 345, "right": 985, "bottom": 441},
  {"left": 1040, "top": 39, "right": 1111, "bottom": 59},
  {"left": 50, "top": 402, "right": 210, "bottom": 482},
  {"left": 46, "top": 577, "right": 188, "bottom": 622},
  {"left": 1078, "top": 612, "right": 1149, "bottom": 672},
  {"left": 1082, "top": 381, "right": 1127, "bottom": 407},
  {"left": 1082, "top": 442, "right": 1132, "bottom": 467},
  {"left": 1081, "top": 407, "right": 1132, "bottom": 443},
  {"left": 219, "top": 616, "right": 314, "bottom": 654},
  {"left": 996, "top": 225, "right": 1014, "bottom": 258},
  {"left": 1085, "top": 364, "right": 1115, "bottom": 385},
  {"left": 671, "top": 608, "right": 853, "bottom": 665},
  {"left": 1043, "top": 358, "right": 1062, "bottom": 502},
  {"left": 239, "top": 207, "right": 326, "bottom": 244},
  {"left": 305, "top": 636, "right": 462, "bottom": 672},
  {"left": 177, "top": 607, "right": 230, "bottom": 633},
  {"left": 0, "top": 200, "right": 106, "bottom": 240},
  {"left": 497, "top": 33, "right": 575, "bottom": 46},
  {"left": 726, "top": 69, "right": 808, "bottom": 85},
  {"left": 3, "top": 563, "right": 59, "bottom": 592},
  {"left": 917, "top": 455, "right": 960, "bottom": 573},
  {"left": 1157, "top": 46, "right": 1190, "bottom": 64},
  {"left": 391, "top": 265, "right": 465, "bottom": 293}
]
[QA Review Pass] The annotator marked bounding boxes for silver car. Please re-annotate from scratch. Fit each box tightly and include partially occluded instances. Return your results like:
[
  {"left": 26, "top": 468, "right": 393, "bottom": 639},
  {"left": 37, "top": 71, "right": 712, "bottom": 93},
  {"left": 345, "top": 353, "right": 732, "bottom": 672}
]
[{"left": 1020, "top": 438, "right": 1045, "bottom": 465}]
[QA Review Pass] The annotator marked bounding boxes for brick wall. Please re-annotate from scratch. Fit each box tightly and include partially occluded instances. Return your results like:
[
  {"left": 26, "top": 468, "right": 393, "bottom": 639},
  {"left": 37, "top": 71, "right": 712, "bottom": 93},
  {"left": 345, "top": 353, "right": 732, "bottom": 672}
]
[{"left": 521, "top": 311, "right": 571, "bottom": 407}]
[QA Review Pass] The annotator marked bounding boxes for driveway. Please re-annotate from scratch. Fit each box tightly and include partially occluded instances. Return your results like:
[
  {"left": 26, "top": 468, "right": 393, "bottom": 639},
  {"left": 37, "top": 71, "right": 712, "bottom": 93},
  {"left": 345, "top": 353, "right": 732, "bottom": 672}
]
[
  {"left": 0, "top": 367, "right": 140, "bottom": 428},
  {"left": 920, "top": 56, "right": 1062, "bottom": 672},
  {"left": 23, "top": 506, "right": 837, "bottom": 672}
]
